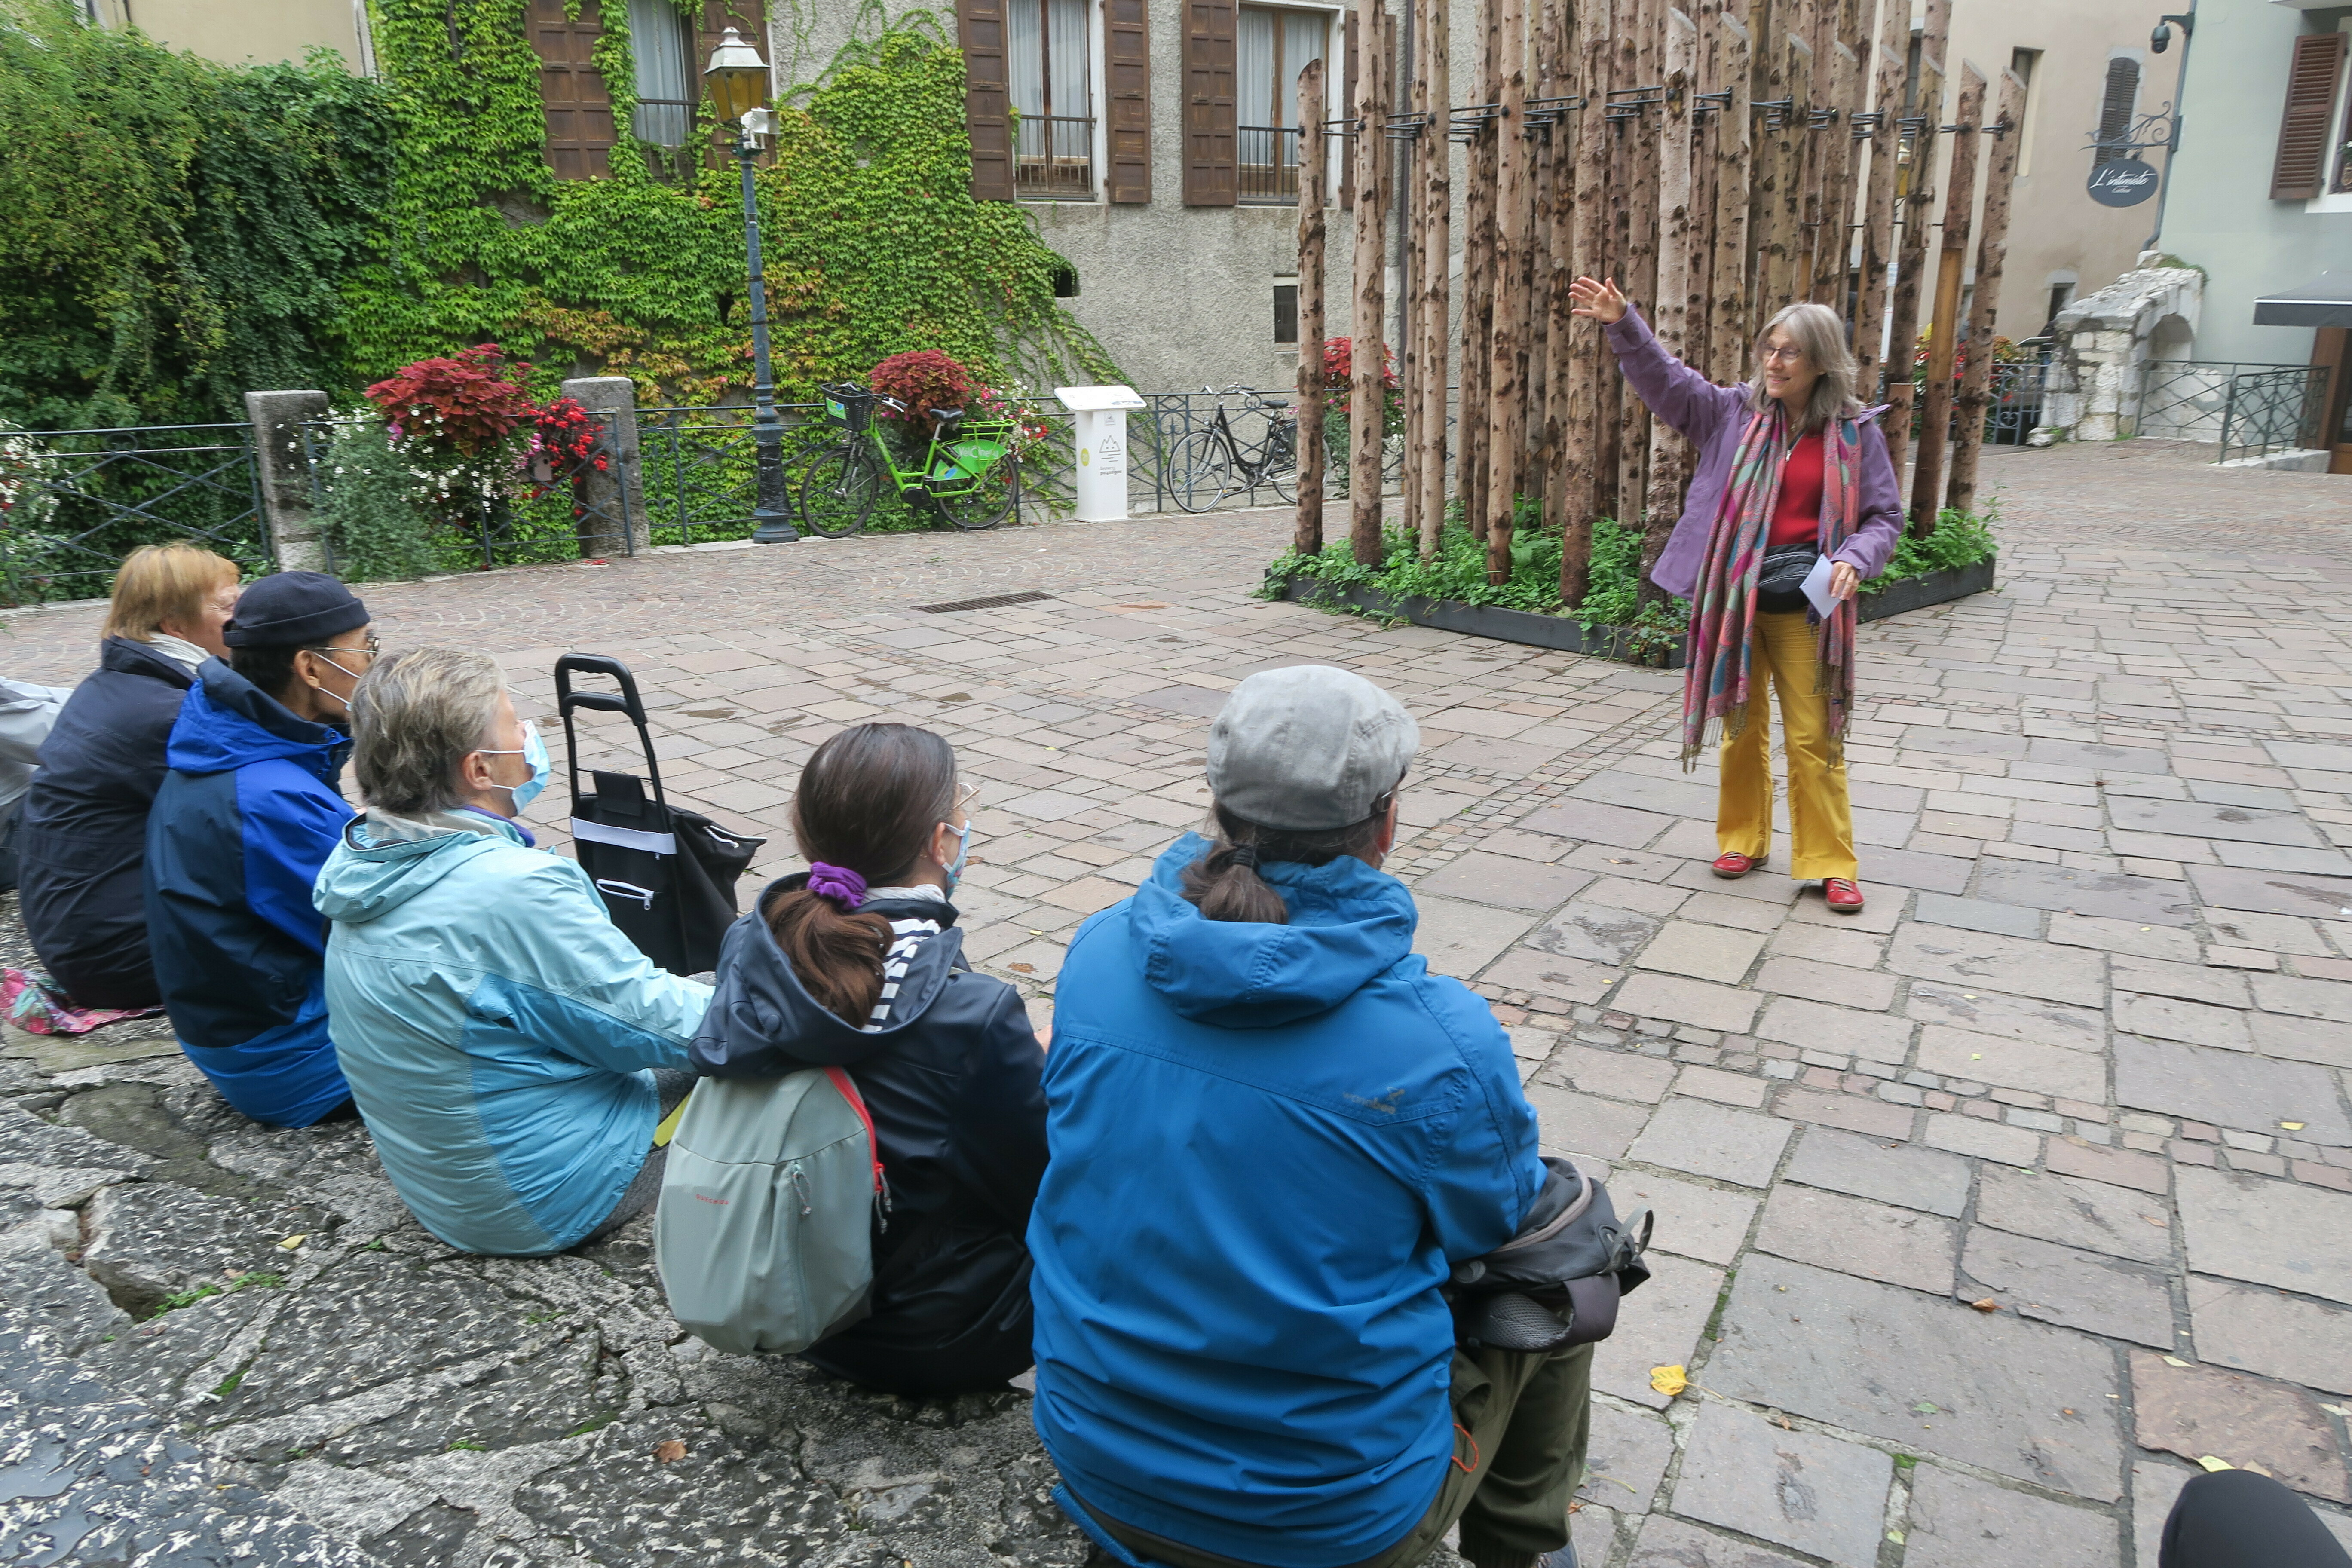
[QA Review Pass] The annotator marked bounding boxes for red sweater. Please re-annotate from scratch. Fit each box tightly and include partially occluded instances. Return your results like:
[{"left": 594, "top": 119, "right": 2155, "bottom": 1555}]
[{"left": 1769, "top": 429, "right": 1824, "bottom": 547}]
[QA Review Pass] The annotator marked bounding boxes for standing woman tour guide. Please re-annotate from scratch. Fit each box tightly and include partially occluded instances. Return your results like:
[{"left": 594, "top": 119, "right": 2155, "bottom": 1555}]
[{"left": 1570, "top": 276, "right": 1902, "bottom": 912}]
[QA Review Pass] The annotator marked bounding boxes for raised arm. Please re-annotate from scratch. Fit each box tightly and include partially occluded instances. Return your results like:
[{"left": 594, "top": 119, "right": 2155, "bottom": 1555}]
[{"left": 1571, "top": 276, "right": 1747, "bottom": 448}]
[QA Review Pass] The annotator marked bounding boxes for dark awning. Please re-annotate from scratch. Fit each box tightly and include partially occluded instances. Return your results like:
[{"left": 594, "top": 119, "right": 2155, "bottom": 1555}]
[{"left": 2254, "top": 270, "right": 2352, "bottom": 328}]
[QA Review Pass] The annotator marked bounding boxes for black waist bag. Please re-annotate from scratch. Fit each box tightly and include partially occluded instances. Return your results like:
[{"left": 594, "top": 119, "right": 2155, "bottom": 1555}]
[
  {"left": 1755, "top": 542, "right": 1820, "bottom": 614},
  {"left": 1448, "top": 1156, "right": 1654, "bottom": 1353}
]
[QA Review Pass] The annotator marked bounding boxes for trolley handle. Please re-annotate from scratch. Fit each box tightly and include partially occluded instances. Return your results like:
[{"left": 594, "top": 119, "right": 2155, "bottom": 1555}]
[{"left": 552, "top": 652, "right": 666, "bottom": 817}]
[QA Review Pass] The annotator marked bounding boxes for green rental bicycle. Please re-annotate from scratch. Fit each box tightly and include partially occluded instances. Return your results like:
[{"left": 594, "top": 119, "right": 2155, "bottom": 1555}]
[{"left": 797, "top": 383, "right": 1023, "bottom": 536}]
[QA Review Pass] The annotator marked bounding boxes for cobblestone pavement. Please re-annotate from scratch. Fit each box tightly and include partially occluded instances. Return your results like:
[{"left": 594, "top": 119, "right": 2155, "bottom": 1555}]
[{"left": 4, "top": 438, "right": 2350, "bottom": 1567}]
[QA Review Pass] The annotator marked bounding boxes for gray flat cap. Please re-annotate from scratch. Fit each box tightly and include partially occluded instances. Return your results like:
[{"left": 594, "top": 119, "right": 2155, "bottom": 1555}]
[{"left": 1206, "top": 665, "right": 1418, "bottom": 832}]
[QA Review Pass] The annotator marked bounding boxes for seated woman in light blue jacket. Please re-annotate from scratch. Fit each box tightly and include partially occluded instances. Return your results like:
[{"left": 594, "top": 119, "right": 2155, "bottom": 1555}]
[{"left": 313, "top": 647, "right": 711, "bottom": 1256}]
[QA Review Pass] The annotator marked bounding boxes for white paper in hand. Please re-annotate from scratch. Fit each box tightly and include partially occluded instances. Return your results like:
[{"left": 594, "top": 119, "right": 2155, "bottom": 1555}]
[{"left": 1801, "top": 554, "right": 1841, "bottom": 618}]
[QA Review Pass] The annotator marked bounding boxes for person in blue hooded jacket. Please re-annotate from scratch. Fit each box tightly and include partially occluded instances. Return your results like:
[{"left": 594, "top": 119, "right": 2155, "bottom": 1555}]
[
  {"left": 145, "top": 572, "right": 376, "bottom": 1127},
  {"left": 313, "top": 647, "right": 710, "bottom": 1256},
  {"left": 1030, "top": 665, "right": 1592, "bottom": 1568}
]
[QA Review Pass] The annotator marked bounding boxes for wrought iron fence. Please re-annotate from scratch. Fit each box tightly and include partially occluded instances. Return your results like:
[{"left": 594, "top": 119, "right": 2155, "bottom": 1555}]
[
  {"left": 1014, "top": 114, "right": 1094, "bottom": 199},
  {"left": 2135, "top": 360, "right": 2302, "bottom": 443},
  {"left": 2218, "top": 367, "right": 2329, "bottom": 464},
  {"left": 0, "top": 423, "right": 269, "bottom": 607},
  {"left": 1238, "top": 126, "right": 1302, "bottom": 203},
  {"left": 1983, "top": 342, "right": 2052, "bottom": 446},
  {"left": 638, "top": 404, "right": 828, "bottom": 547},
  {"left": 300, "top": 411, "right": 636, "bottom": 576}
]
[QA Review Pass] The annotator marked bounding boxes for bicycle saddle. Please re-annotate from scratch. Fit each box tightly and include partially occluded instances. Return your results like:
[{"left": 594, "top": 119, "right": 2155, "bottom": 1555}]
[{"left": 928, "top": 405, "right": 965, "bottom": 422}]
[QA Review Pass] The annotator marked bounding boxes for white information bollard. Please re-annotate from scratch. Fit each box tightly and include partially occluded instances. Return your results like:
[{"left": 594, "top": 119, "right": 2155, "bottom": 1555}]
[{"left": 1054, "top": 385, "right": 1147, "bottom": 522}]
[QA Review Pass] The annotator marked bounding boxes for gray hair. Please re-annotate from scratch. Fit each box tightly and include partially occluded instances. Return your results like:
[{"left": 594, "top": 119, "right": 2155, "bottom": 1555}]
[
  {"left": 351, "top": 647, "right": 508, "bottom": 816},
  {"left": 1746, "top": 301, "right": 1864, "bottom": 434}
]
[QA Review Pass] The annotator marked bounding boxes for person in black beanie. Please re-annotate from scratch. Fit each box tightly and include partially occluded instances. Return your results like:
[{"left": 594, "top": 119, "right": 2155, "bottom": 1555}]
[{"left": 145, "top": 572, "right": 379, "bottom": 1127}]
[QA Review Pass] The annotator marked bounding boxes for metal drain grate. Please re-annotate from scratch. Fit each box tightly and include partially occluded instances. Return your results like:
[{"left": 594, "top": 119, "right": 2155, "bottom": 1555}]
[{"left": 911, "top": 590, "right": 1054, "bottom": 613}]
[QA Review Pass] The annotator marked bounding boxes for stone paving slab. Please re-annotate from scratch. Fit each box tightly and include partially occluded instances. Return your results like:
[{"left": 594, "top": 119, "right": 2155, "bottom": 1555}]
[{"left": 0, "top": 442, "right": 2349, "bottom": 1562}]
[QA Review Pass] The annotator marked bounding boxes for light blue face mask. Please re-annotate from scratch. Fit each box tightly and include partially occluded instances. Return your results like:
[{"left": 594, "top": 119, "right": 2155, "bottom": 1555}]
[
  {"left": 940, "top": 819, "right": 972, "bottom": 894},
  {"left": 481, "top": 719, "right": 551, "bottom": 816}
]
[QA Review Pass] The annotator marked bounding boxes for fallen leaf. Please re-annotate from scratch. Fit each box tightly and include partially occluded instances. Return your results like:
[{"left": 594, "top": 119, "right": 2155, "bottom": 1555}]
[
  {"left": 1008, "top": 962, "right": 1035, "bottom": 973},
  {"left": 2144, "top": 1216, "right": 2168, "bottom": 1227},
  {"left": 1774, "top": 1415, "right": 1793, "bottom": 1431},
  {"left": 654, "top": 1440, "right": 688, "bottom": 1463},
  {"left": 1886, "top": 1531, "right": 1906, "bottom": 1546},
  {"left": 1649, "top": 1365, "right": 1689, "bottom": 1396},
  {"left": 2198, "top": 1456, "right": 2233, "bottom": 1473},
  {"left": 2162, "top": 1356, "right": 2192, "bottom": 1368},
  {"left": 1912, "top": 1400, "right": 1940, "bottom": 1415},
  {"left": 1971, "top": 1054, "right": 1982, "bottom": 1060},
  {"left": 277, "top": 1234, "right": 306, "bottom": 1251},
  {"left": 1969, "top": 1298, "right": 2000, "bottom": 1313},
  {"left": 2281, "top": 1121, "right": 2306, "bottom": 1131}
]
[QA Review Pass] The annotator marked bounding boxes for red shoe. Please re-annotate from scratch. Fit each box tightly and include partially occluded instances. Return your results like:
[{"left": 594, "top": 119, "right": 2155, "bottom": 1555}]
[
  {"left": 1711, "top": 852, "right": 1765, "bottom": 879},
  {"left": 1824, "top": 878, "right": 1866, "bottom": 912}
]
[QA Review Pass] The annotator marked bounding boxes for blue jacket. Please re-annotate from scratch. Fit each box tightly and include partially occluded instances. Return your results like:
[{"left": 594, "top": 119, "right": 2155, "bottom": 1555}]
[
  {"left": 1029, "top": 836, "right": 1544, "bottom": 1567},
  {"left": 18, "top": 637, "right": 194, "bottom": 1008},
  {"left": 144, "top": 662, "right": 353, "bottom": 1127},
  {"left": 313, "top": 809, "right": 710, "bottom": 1256}
]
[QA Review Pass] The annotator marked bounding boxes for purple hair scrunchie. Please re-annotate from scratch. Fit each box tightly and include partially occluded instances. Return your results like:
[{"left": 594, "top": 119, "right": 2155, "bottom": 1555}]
[{"left": 805, "top": 861, "right": 868, "bottom": 910}]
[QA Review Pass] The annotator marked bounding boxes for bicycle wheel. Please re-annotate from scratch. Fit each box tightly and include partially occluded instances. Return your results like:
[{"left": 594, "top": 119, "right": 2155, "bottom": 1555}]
[
  {"left": 1260, "top": 421, "right": 1298, "bottom": 504},
  {"left": 934, "top": 451, "right": 1021, "bottom": 531},
  {"left": 797, "top": 444, "right": 879, "bottom": 537},
  {"left": 1167, "top": 429, "right": 1237, "bottom": 513}
]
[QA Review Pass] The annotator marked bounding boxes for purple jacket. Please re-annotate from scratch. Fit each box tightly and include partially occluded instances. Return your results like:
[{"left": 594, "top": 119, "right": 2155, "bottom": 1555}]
[{"left": 1605, "top": 306, "right": 1903, "bottom": 600}]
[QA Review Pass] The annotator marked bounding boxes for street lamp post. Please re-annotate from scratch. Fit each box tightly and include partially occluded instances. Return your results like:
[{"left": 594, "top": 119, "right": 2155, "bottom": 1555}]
[{"left": 704, "top": 27, "right": 798, "bottom": 544}]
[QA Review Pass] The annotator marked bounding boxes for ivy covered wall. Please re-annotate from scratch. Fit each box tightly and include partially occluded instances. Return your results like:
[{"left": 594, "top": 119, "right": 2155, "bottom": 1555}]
[
  {"left": 353, "top": 0, "right": 1114, "bottom": 405},
  {"left": 0, "top": 0, "right": 1109, "bottom": 428}
]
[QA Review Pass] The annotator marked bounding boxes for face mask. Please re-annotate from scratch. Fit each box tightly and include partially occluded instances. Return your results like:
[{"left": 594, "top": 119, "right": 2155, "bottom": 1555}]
[
  {"left": 479, "top": 720, "right": 551, "bottom": 815},
  {"left": 940, "top": 819, "right": 972, "bottom": 894}
]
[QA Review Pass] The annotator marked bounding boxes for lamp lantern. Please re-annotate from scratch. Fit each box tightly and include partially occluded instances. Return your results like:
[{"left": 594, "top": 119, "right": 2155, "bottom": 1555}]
[{"left": 703, "top": 27, "right": 770, "bottom": 122}]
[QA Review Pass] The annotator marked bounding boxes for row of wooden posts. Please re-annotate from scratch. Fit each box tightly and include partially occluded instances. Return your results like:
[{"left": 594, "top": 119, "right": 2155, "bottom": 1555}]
[{"left": 1289, "top": 0, "right": 2027, "bottom": 607}]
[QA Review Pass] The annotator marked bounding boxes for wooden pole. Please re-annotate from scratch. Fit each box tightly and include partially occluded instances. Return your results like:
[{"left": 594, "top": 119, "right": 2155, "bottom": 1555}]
[
  {"left": 1643, "top": 7, "right": 1697, "bottom": 537},
  {"left": 1618, "top": 0, "right": 1657, "bottom": 559},
  {"left": 1560, "top": 0, "right": 1613, "bottom": 606},
  {"left": 1537, "top": 0, "right": 1573, "bottom": 549},
  {"left": 1707, "top": 10, "right": 1751, "bottom": 382},
  {"left": 1795, "top": 0, "right": 1833, "bottom": 305},
  {"left": 1907, "top": 59, "right": 1982, "bottom": 534},
  {"left": 1810, "top": 6, "right": 1862, "bottom": 306},
  {"left": 1482, "top": 0, "right": 1527, "bottom": 582},
  {"left": 1878, "top": 0, "right": 1946, "bottom": 484},
  {"left": 1946, "top": 65, "right": 2022, "bottom": 519},
  {"left": 1349, "top": 2, "right": 1390, "bottom": 564},
  {"left": 1769, "top": 15, "right": 1813, "bottom": 312},
  {"left": 1295, "top": 59, "right": 1329, "bottom": 557},
  {"left": 1416, "top": 0, "right": 1451, "bottom": 555},
  {"left": 1849, "top": 0, "right": 1907, "bottom": 394},
  {"left": 1400, "top": 8, "right": 1425, "bottom": 551},
  {"left": 1461, "top": 7, "right": 1498, "bottom": 539}
]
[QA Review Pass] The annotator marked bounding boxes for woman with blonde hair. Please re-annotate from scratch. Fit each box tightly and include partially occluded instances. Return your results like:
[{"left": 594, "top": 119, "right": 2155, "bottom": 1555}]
[
  {"left": 18, "top": 542, "right": 240, "bottom": 1004},
  {"left": 1571, "top": 279, "right": 1902, "bottom": 911}
]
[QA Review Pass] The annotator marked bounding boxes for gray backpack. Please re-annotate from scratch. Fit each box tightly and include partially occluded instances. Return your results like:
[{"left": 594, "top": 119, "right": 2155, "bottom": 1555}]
[{"left": 653, "top": 1066, "right": 888, "bottom": 1356}]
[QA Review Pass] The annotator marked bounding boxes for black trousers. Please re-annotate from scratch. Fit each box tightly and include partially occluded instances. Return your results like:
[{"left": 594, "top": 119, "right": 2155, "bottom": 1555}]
[{"left": 2161, "top": 1471, "right": 2352, "bottom": 1568}]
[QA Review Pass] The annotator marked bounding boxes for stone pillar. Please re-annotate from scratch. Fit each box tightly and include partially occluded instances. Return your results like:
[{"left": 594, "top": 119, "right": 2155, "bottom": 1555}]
[
  {"left": 244, "top": 390, "right": 331, "bottom": 572},
  {"left": 561, "top": 376, "right": 649, "bottom": 556}
]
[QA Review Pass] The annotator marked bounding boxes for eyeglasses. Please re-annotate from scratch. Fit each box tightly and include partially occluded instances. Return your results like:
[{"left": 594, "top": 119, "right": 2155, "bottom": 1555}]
[
  {"left": 304, "top": 634, "right": 382, "bottom": 658},
  {"left": 953, "top": 780, "right": 981, "bottom": 814},
  {"left": 1760, "top": 344, "right": 1807, "bottom": 364}
]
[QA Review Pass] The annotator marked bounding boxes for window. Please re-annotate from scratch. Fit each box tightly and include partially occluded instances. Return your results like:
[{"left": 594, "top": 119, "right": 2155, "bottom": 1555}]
[
  {"left": 2044, "top": 281, "right": 2074, "bottom": 334},
  {"left": 530, "top": 0, "right": 616, "bottom": 179},
  {"left": 2009, "top": 47, "right": 2040, "bottom": 178},
  {"left": 1236, "top": 6, "right": 1329, "bottom": 204},
  {"left": 1010, "top": 0, "right": 1094, "bottom": 198},
  {"left": 2093, "top": 56, "right": 2140, "bottom": 167},
  {"left": 629, "top": 0, "right": 694, "bottom": 152},
  {"left": 1274, "top": 281, "right": 1298, "bottom": 343}
]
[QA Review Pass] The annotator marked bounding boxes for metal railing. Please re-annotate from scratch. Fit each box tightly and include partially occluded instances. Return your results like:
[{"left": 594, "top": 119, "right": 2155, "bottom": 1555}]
[
  {"left": 1238, "top": 126, "right": 1302, "bottom": 203},
  {"left": 638, "top": 403, "right": 827, "bottom": 547},
  {"left": 2218, "top": 366, "right": 2329, "bottom": 464},
  {"left": 1015, "top": 114, "right": 1095, "bottom": 199},
  {"left": 0, "top": 423, "right": 268, "bottom": 606},
  {"left": 300, "top": 411, "right": 636, "bottom": 576},
  {"left": 1983, "top": 343, "right": 2053, "bottom": 446},
  {"left": 2135, "top": 359, "right": 2308, "bottom": 443}
]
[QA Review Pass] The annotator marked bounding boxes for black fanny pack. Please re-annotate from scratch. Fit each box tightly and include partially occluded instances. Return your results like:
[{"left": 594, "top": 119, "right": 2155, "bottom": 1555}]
[
  {"left": 1755, "top": 542, "right": 1819, "bottom": 614},
  {"left": 1447, "top": 1156, "right": 1654, "bottom": 1353}
]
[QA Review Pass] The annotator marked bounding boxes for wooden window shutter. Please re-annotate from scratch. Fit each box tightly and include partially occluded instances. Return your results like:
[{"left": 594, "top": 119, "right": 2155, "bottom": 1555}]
[
  {"left": 1184, "top": 0, "right": 1237, "bottom": 205},
  {"left": 958, "top": 0, "right": 1016, "bottom": 200},
  {"left": 2092, "top": 57, "right": 2138, "bottom": 166},
  {"left": 1339, "top": 7, "right": 1355, "bottom": 210},
  {"left": 1105, "top": 0, "right": 1153, "bottom": 202},
  {"left": 2272, "top": 32, "right": 2347, "bottom": 201},
  {"left": 530, "top": 0, "right": 614, "bottom": 179}
]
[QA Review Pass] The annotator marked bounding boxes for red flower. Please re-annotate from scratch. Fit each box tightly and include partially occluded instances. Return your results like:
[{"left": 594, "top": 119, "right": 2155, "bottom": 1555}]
[{"left": 869, "top": 349, "right": 979, "bottom": 424}]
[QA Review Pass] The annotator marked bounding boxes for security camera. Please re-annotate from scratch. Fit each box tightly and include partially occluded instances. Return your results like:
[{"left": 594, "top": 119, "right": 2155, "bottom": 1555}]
[{"left": 2150, "top": 22, "right": 2171, "bottom": 52}]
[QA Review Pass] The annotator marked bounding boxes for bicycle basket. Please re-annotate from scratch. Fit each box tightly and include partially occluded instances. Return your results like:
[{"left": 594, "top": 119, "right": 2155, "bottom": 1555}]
[{"left": 820, "top": 385, "right": 876, "bottom": 432}]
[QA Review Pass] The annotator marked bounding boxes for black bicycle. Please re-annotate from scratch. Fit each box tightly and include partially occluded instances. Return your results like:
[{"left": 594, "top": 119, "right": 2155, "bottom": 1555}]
[{"left": 1165, "top": 386, "right": 1298, "bottom": 513}]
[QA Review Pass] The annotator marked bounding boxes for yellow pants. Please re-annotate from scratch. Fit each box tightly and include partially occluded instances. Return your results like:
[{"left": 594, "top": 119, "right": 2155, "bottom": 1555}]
[{"left": 1717, "top": 610, "right": 1858, "bottom": 882}]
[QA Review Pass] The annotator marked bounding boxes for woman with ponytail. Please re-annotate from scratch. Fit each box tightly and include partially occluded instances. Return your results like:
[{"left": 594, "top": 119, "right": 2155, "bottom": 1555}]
[{"left": 690, "top": 723, "right": 1047, "bottom": 1395}]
